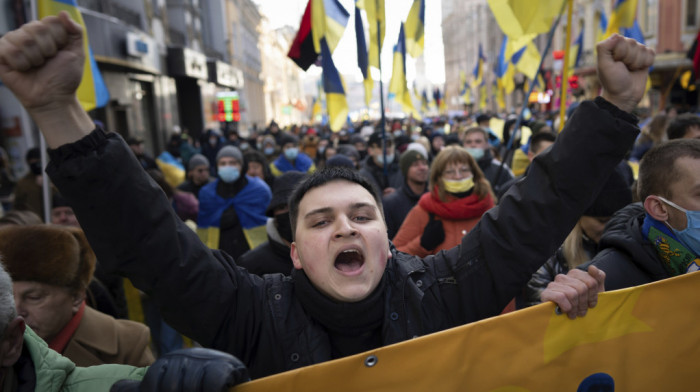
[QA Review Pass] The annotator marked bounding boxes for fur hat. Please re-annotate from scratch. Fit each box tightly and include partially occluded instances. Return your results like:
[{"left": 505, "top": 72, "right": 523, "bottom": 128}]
[{"left": 0, "top": 225, "right": 96, "bottom": 293}]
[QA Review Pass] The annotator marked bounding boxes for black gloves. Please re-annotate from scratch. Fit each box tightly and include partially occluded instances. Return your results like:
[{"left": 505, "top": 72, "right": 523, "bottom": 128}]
[
  {"left": 111, "top": 348, "right": 250, "bottom": 392},
  {"left": 420, "top": 214, "right": 445, "bottom": 251}
]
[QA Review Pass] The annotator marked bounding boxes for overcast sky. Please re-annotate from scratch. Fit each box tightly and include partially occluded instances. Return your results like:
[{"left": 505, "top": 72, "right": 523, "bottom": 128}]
[{"left": 253, "top": 0, "right": 446, "bottom": 85}]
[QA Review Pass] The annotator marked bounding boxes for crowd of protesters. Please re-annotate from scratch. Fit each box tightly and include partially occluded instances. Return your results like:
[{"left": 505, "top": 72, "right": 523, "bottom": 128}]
[{"left": 1, "top": 12, "right": 700, "bottom": 391}]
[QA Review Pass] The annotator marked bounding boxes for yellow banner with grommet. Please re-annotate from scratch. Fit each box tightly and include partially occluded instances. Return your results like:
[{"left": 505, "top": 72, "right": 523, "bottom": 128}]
[{"left": 233, "top": 271, "right": 700, "bottom": 391}]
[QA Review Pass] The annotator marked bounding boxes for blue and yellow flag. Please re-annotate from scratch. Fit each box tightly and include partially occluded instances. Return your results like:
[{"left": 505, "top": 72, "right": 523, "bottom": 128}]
[
  {"left": 358, "top": 0, "right": 385, "bottom": 69},
  {"left": 595, "top": 8, "right": 608, "bottom": 43},
  {"left": 511, "top": 40, "right": 541, "bottom": 81},
  {"left": 497, "top": 36, "right": 516, "bottom": 94},
  {"left": 388, "top": 23, "right": 420, "bottom": 118},
  {"left": 420, "top": 89, "right": 429, "bottom": 113},
  {"left": 197, "top": 177, "right": 271, "bottom": 250},
  {"left": 234, "top": 271, "right": 700, "bottom": 391},
  {"left": 311, "top": 0, "right": 349, "bottom": 55},
  {"left": 569, "top": 28, "right": 583, "bottom": 72},
  {"left": 38, "top": 0, "right": 109, "bottom": 111},
  {"left": 156, "top": 151, "right": 185, "bottom": 189},
  {"left": 404, "top": 0, "right": 425, "bottom": 58},
  {"left": 604, "top": 0, "right": 639, "bottom": 39},
  {"left": 459, "top": 71, "right": 472, "bottom": 105},
  {"left": 487, "top": 0, "right": 565, "bottom": 39},
  {"left": 320, "top": 38, "right": 349, "bottom": 132},
  {"left": 472, "top": 44, "right": 485, "bottom": 88},
  {"left": 354, "top": 2, "right": 372, "bottom": 107}
]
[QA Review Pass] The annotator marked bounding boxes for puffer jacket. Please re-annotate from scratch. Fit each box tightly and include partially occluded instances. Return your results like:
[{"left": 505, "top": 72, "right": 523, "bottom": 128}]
[
  {"left": 585, "top": 202, "right": 671, "bottom": 290},
  {"left": 46, "top": 97, "right": 639, "bottom": 380},
  {"left": 13, "top": 327, "right": 144, "bottom": 391}
]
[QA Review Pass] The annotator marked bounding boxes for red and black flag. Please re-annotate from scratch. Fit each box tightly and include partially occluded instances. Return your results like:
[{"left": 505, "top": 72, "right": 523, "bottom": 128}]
[{"left": 288, "top": 0, "right": 317, "bottom": 71}]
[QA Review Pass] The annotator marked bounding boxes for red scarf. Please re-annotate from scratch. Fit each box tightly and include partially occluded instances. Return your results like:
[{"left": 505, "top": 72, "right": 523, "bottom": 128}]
[
  {"left": 49, "top": 301, "right": 85, "bottom": 353},
  {"left": 418, "top": 186, "right": 494, "bottom": 220}
]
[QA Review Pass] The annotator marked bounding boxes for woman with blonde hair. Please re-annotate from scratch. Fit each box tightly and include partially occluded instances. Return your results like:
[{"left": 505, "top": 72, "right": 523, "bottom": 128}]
[{"left": 393, "top": 146, "right": 495, "bottom": 257}]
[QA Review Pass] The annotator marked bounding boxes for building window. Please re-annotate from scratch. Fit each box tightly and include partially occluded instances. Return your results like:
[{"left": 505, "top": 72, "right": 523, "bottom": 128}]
[
  {"left": 688, "top": 0, "right": 698, "bottom": 28},
  {"left": 646, "top": 0, "right": 658, "bottom": 35}
]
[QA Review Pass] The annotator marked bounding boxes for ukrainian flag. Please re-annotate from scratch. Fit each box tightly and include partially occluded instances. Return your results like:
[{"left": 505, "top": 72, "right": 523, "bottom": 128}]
[
  {"left": 605, "top": 0, "right": 639, "bottom": 39},
  {"left": 359, "top": 0, "right": 385, "bottom": 69},
  {"left": 497, "top": 36, "right": 515, "bottom": 94},
  {"left": 156, "top": 151, "right": 185, "bottom": 189},
  {"left": 487, "top": 0, "right": 565, "bottom": 39},
  {"left": 312, "top": 0, "right": 350, "bottom": 55},
  {"left": 197, "top": 177, "right": 271, "bottom": 251},
  {"left": 404, "top": 0, "right": 425, "bottom": 58},
  {"left": 569, "top": 28, "right": 584, "bottom": 71},
  {"left": 38, "top": 0, "right": 109, "bottom": 111},
  {"left": 471, "top": 44, "right": 485, "bottom": 88},
  {"left": 596, "top": 8, "right": 608, "bottom": 43},
  {"left": 354, "top": 2, "right": 372, "bottom": 107},
  {"left": 511, "top": 41, "right": 541, "bottom": 81},
  {"left": 459, "top": 71, "right": 472, "bottom": 104},
  {"left": 320, "top": 38, "right": 349, "bottom": 132},
  {"left": 388, "top": 24, "right": 420, "bottom": 119}
]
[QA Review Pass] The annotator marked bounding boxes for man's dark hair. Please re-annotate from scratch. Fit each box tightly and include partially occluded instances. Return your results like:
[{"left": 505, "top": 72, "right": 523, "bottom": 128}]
[
  {"left": 638, "top": 139, "right": 700, "bottom": 201},
  {"left": 529, "top": 132, "right": 556, "bottom": 155},
  {"left": 289, "top": 167, "right": 384, "bottom": 240},
  {"left": 666, "top": 113, "right": 700, "bottom": 140}
]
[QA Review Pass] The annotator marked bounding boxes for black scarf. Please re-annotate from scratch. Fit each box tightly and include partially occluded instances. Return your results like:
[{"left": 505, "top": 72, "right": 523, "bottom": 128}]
[{"left": 292, "top": 268, "right": 385, "bottom": 357}]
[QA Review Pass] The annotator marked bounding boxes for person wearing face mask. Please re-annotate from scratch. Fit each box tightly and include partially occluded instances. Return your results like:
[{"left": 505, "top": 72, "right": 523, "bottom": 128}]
[
  {"left": 237, "top": 171, "right": 307, "bottom": 275},
  {"left": 393, "top": 146, "right": 495, "bottom": 258},
  {"left": 197, "top": 146, "right": 271, "bottom": 259},
  {"left": 269, "top": 133, "right": 316, "bottom": 177},
  {"left": 12, "top": 147, "right": 54, "bottom": 219},
  {"left": 359, "top": 132, "right": 404, "bottom": 196},
  {"left": 462, "top": 127, "right": 514, "bottom": 194},
  {"left": 562, "top": 139, "right": 700, "bottom": 292}
]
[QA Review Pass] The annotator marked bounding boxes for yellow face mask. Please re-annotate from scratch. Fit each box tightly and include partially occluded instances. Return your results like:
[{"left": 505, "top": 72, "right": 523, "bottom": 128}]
[{"left": 443, "top": 176, "right": 475, "bottom": 194}]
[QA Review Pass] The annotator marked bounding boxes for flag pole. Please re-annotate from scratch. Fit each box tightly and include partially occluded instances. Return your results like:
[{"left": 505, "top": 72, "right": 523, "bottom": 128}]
[
  {"left": 558, "top": 0, "right": 574, "bottom": 132},
  {"left": 377, "top": 5, "right": 388, "bottom": 187},
  {"left": 30, "top": 0, "right": 52, "bottom": 223}
]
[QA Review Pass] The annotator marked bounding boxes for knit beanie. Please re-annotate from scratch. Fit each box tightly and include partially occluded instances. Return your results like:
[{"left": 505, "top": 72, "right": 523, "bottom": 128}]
[
  {"left": 400, "top": 149, "right": 428, "bottom": 178},
  {"left": 584, "top": 165, "right": 633, "bottom": 217},
  {"left": 267, "top": 171, "right": 307, "bottom": 216},
  {"left": 278, "top": 133, "right": 300, "bottom": 147},
  {"left": 0, "top": 225, "right": 96, "bottom": 293},
  {"left": 188, "top": 154, "right": 210, "bottom": 171},
  {"left": 216, "top": 146, "right": 243, "bottom": 165}
]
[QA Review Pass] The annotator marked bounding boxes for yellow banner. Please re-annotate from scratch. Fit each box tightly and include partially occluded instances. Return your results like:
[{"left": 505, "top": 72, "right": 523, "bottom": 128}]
[{"left": 234, "top": 272, "right": 700, "bottom": 391}]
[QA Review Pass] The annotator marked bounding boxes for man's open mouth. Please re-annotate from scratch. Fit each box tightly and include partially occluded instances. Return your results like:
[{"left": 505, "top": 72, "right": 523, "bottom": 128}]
[{"left": 334, "top": 248, "right": 365, "bottom": 273}]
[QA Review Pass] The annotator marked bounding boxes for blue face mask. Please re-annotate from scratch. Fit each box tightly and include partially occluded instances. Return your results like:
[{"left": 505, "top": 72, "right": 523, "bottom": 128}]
[
  {"left": 659, "top": 196, "right": 700, "bottom": 257},
  {"left": 285, "top": 147, "right": 299, "bottom": 161},
  {"left": 264, "top": 146, "right": 275, "bottom": 155},
  {"left": 218, "top": 166, "right": 240, "bottom": 183},
  {"left": 466, "top": 147, "right": 485, "bottom": 161}
]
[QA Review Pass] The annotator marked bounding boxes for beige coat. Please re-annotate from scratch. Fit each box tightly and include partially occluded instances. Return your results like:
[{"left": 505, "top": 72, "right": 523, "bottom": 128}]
[{"left": 62, "top": 305, "right": 154, "bottom": 367}]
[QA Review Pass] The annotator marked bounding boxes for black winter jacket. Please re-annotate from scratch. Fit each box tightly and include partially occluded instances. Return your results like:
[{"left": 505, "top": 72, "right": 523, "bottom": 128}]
[
  {"left": 586, "top": 202, "right": 671, "bottom": 290},
  {"left": 46, "top": 97, "right": 638, "bottom": 380},
  {"left": 382, "top": 182, "right": 427, "bottom": 240},
  {"left": 358, "top": 156, "right": 404, "bottom": 193},
  {"left": 237, "top": 219, "right": 293, "bottom": 275}
]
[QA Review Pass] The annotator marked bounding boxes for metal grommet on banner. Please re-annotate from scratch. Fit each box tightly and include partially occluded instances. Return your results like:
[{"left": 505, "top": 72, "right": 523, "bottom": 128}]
[{"left": 364, "top": 355, "right": 378, "bottom": 367}]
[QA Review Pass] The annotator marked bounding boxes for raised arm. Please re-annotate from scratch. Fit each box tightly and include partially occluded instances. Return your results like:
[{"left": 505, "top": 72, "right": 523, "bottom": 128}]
[{"left": 0, "top": 12, "right": 93, "bottom": 145}]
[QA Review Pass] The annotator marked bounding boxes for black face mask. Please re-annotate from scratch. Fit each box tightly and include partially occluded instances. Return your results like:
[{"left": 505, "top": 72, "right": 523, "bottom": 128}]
[
  {"left": 274, "top": 212, "right": 293, "bottom": 243},
  {"left": 29, "top": 162, "right": 42, "bottom": 175}
]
